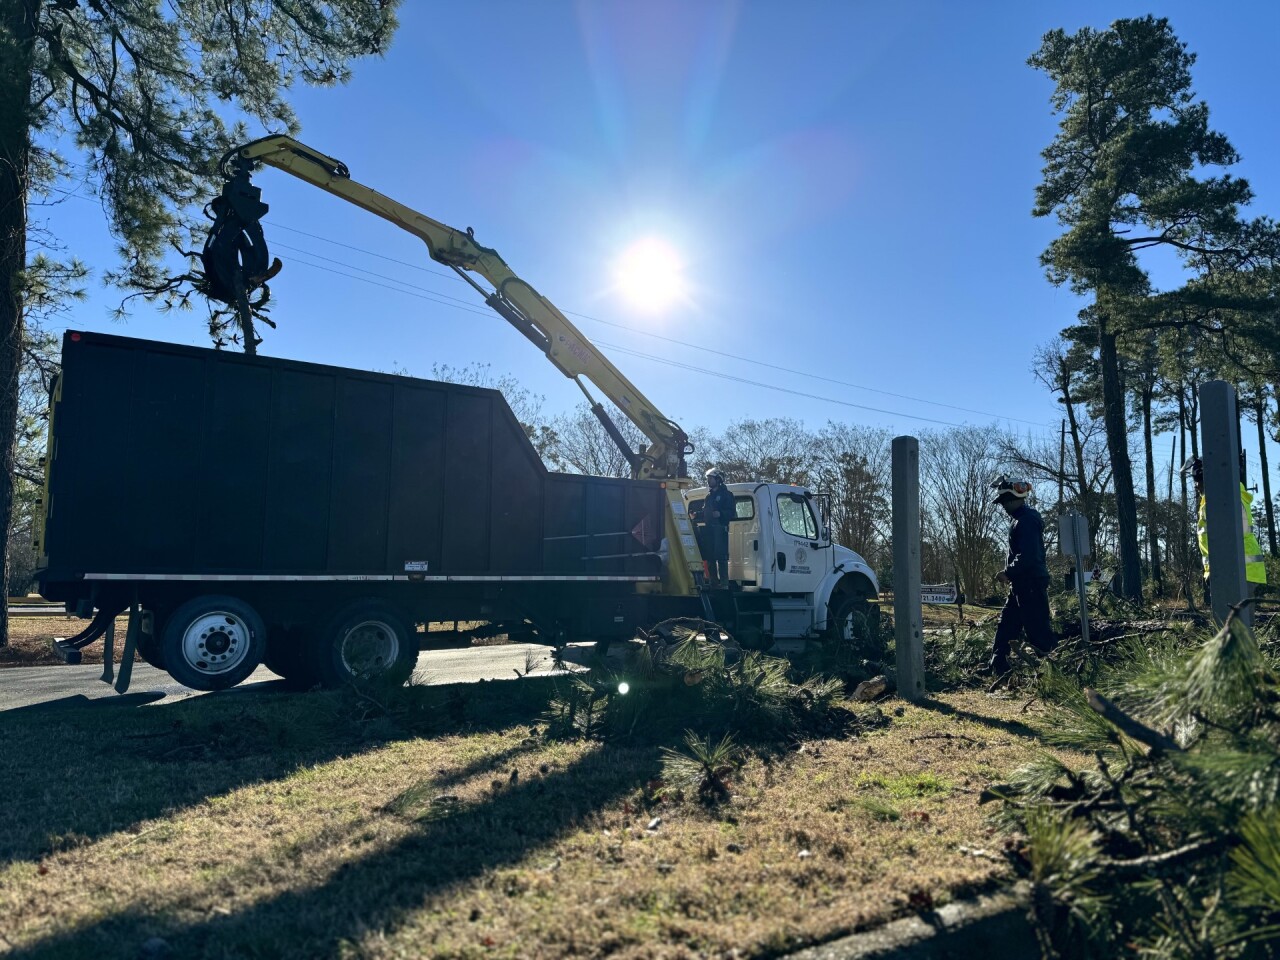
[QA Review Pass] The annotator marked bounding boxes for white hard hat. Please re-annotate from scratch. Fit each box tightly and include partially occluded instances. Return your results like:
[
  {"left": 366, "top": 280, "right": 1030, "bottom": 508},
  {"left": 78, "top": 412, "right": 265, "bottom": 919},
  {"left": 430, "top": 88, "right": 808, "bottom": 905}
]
[
  {"left": 705, "top": 467, "right": 724, "bottom": 482},
  {"left": 990, "top": 474, "right": 1032, "bottom": 504}
]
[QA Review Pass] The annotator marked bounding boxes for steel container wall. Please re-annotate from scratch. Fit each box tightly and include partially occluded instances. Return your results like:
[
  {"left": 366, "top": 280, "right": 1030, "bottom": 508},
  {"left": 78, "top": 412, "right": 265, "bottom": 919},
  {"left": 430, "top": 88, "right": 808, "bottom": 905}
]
[{"left": 40, "top": 332, "right": 664, "bottom": 581}]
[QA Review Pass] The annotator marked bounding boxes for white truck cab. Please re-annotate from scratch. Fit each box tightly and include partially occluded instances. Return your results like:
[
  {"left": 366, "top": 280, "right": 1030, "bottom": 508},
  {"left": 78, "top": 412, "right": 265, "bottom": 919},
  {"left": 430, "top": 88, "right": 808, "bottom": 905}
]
[{"left": 685, "top": 482, "right": 880, "bottom": 644}]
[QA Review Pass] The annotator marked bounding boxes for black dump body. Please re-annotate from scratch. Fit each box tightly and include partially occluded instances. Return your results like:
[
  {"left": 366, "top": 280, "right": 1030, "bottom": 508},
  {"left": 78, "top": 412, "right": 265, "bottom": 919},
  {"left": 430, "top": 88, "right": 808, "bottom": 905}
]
[{"left": 38, "top": 332, "right": 667, "bottom": 627}]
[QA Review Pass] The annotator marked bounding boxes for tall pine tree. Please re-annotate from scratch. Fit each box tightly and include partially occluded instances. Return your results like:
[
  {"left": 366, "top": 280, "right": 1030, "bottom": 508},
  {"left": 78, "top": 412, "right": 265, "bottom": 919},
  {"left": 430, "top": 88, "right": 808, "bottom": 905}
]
[{"left": 1030, "top": 16, "right": 1250, "bottom": 601}]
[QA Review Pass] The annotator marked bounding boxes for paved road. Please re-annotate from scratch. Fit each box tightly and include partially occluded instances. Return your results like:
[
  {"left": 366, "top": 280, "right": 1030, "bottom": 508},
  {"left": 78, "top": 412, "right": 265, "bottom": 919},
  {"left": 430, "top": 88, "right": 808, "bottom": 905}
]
[
  {"left": 7, "top": 605, "right": 67, "bottom": 617},
  {"left": 0, "top": 643, "right": 577, "bottom": 713}
]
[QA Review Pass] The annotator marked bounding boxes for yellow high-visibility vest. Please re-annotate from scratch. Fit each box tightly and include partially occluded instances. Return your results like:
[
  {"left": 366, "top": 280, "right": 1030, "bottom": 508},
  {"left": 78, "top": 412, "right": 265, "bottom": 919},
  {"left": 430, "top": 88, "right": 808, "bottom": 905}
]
[{"left": 1197, "top": 484, "right": 1267, "bottom": 585}]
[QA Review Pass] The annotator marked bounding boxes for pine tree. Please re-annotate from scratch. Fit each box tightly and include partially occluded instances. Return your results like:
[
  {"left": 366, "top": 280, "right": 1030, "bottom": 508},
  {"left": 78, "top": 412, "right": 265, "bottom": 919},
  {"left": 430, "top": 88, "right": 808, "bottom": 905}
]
[
  {"left": 1030, "top": 16, "right": 1253, "bottom": 603},
  {"left": 0, "top": 0, "right": 400, "bottom": 645}
]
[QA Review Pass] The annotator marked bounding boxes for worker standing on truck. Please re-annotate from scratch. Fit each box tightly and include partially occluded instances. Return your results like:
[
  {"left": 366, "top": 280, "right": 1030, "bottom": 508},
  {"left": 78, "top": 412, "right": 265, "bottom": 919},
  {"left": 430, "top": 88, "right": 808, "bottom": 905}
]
[
  {"left": 988, "top": 476, "right": 1056, "bottom": 675},
  {"left": 1181, "top": 457, "right": 1267, "bottom": 608},
  {"left": 702, "top": 467, "right": 735, "bottom": 588}
]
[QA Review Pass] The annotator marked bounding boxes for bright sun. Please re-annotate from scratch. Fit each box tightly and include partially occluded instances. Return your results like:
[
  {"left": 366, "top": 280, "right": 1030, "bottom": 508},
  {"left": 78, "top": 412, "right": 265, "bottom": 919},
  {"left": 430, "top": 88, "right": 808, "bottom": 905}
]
[{"left": 613, "top": 237, "right": 687, "bottom": 312}]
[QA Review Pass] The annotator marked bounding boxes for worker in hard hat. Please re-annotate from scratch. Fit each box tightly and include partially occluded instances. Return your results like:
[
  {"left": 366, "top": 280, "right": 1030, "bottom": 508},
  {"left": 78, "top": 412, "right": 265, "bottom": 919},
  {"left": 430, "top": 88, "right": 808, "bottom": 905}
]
[
  {"left": 700, "top": 467, "right": 735, "bottom": 588},
  {"left": 988, "top": 475, "right": 1056, "bottom": 675},
  {"left": 1181, "top": 458, "right": 1266, "bottom": 603}
]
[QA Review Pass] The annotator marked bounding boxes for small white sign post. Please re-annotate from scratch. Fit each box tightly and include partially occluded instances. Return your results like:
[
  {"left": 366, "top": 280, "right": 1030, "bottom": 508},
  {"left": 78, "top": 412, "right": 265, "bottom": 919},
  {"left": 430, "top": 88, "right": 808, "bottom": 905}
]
[
  {"left": 920, "top": 583, "right": 959, "bottom": 605},
  {"left": 1059, "top": 510, "right": 1091, "bottom": 645}
]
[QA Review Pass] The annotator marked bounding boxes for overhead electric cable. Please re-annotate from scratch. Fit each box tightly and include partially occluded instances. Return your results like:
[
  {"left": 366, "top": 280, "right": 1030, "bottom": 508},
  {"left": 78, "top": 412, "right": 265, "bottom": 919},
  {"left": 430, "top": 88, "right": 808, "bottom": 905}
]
[
  {"left": 265, "top": 220, "right": 1052, "bottom": 426},
  {"left": 280, "top": 253, "right": 1024, "bottom": 431},
  {"left": 46, "top": 190, "right": 1056, "bottom": 429}
]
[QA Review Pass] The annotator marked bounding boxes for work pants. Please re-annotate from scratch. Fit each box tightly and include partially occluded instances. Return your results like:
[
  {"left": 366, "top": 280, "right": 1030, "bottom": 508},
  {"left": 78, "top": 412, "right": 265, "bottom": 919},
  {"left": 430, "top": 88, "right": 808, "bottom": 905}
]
[
  {"left": 991, "top": 575, "right": 1055, "bottom": 661},
  {"left": 703, "top": 524, "right": 729, "bottom": 584}
]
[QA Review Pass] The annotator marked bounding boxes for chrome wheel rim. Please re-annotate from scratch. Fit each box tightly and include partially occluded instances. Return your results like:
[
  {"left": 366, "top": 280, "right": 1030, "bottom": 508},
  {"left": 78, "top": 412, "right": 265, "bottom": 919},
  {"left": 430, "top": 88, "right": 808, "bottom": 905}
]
[
  {"left": 182, "top": 612, "right": 252, "bottom": 675},
  {"left": 340, "top": 619, "right": 399, "bottom": 678}
]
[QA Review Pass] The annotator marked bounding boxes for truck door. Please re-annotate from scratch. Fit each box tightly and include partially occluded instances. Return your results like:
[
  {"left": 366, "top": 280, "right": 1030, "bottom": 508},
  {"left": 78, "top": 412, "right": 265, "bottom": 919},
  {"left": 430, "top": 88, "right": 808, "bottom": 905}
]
[
  {"left": 771, "top": 490, "right": 824, "bottom": 594},
  {"left": 727, "top": 494, "right": 761, "bottom": 585}
]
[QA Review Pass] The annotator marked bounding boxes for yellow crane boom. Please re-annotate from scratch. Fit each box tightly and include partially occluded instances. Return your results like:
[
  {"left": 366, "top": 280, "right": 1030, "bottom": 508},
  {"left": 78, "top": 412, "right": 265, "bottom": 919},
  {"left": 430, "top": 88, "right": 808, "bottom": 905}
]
[
  {"left": 216, "top": 135, "right": 692, "bottom": 483},
  {"left": 204, "top": 135, "right": 707, "bottom": 598}
]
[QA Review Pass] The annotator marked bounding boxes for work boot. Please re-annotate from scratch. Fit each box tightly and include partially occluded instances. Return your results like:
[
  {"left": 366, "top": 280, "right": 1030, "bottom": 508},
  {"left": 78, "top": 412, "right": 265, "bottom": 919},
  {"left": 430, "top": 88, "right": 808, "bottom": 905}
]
[{"left": 987, "top": 653, "right": 1011, "bottom": 676}]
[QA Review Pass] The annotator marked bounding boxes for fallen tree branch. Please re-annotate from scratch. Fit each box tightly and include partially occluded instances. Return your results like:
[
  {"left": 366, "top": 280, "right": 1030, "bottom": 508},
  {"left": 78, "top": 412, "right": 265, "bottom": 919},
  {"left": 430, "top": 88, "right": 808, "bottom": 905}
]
[
  {"left": 1098, "top": 838, "right": 1229, "bottom": 879},
  {"left": 1085, "top": 687, "right": 1182, "bottom": 756}
]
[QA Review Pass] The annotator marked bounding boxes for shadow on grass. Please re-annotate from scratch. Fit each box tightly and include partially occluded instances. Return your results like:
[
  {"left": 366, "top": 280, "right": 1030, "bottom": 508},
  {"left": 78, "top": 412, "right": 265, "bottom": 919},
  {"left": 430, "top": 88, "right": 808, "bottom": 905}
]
[
  {"left": 915, "top": 696, "right": 1044, "bottom": 741},
  {"left": 0, "top": 675, "right": 563, "bottom": 868},
  {"left": 12, "top": 740, "right": 661, "bottom": 960}
]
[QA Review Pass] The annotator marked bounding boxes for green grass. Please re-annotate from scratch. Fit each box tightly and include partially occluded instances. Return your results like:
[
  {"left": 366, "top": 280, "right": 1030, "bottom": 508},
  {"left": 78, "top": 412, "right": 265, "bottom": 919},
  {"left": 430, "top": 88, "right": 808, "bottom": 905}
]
[{"left": 0, "top": 675, "right": 1073, "bottom": 959}]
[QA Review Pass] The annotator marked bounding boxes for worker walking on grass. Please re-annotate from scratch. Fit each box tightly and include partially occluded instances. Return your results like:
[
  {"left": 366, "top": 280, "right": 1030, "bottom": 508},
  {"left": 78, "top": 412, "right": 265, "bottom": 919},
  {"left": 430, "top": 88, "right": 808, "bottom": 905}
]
[
  {"left": 988, "top": 475, "right": 1057, "bottom": 675},
  {"left": 701, "top": 467, "right": 735, "bottom": 588},
  {"left": 1181, "top": 458, "right": 1267, "bottom": 607}
]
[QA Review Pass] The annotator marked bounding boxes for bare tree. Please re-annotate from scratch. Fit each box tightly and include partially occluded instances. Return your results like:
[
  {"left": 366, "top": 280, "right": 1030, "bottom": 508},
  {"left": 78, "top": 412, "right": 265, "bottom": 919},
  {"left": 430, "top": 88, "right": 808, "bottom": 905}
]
[
  {"left": 920, "top": 426, "right": 1006, "bottom": 601},
  {"left": 811, "top": 421, "right": 891, "bottom": 571},
  {"left": 696, "top": 418, "right": 816, "bottom": 484},
  {"left": 549, "top": 402, "right": 645, "bottom": 478},
  {"left": 6, "top": 318, "right": 61, "bottom": 596}
]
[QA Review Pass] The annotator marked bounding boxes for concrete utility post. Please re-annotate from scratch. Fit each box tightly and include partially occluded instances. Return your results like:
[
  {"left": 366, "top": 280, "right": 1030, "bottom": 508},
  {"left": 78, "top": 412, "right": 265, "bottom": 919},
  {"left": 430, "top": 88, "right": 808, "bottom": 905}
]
[
  {"left": 1059, "top": 509, "right": 1091, "bottom": 645},
  {"left": 892, "top": 436, "right": 926, "bottom": 701},
  {"left": 1200, "top": 381, "right": 1251, "bottom": 626}
]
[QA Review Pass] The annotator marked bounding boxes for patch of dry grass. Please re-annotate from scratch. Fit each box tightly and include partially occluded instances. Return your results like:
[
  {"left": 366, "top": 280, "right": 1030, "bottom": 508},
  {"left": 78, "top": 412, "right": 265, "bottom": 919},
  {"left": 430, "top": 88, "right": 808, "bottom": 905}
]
[
  {"left": 0, "top": 677, "right": 1066, "bottom": 959},
  {"left": 0, "top": 616, "right": 130, "bottom": 667}
]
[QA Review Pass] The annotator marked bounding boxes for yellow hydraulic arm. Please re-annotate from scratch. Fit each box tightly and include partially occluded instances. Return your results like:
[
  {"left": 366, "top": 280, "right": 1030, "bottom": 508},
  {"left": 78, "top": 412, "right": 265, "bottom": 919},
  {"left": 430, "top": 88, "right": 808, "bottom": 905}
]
[
  {"left": 210, "top": 135, "right": 706, "bottom": 596},
  {"left": 219, "top": 135, "right": 692, "bottom": 483}
]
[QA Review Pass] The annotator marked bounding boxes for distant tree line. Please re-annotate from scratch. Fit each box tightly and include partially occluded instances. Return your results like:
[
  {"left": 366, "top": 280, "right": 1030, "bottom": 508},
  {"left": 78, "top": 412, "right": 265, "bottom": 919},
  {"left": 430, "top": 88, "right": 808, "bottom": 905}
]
[{"left": 10, "top": 338, "right": 1272, "bottom": 610}]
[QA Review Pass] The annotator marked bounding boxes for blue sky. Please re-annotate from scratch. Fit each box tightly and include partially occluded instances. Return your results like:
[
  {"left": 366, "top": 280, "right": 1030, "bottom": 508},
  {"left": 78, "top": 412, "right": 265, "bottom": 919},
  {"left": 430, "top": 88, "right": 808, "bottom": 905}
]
[{"left": 37, "top": 1, "right": 1280, "bottom": 472}]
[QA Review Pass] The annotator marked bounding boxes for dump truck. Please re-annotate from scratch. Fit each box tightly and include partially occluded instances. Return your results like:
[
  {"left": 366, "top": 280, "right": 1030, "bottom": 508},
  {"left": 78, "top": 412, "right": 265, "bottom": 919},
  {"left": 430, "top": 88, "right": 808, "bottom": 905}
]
[{"left": 35, "top": 136, "right": 880, "bottom": 691}]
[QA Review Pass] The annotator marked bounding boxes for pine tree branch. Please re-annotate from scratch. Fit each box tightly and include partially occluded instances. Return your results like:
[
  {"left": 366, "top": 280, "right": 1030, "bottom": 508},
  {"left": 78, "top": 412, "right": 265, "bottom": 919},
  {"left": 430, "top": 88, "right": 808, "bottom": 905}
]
[
  {"left": 1098, "top": 838, "right": 1229, "bottom": 878},
  {"left": 1085, "top": 687, "right": 1181, "bottom": 755}
]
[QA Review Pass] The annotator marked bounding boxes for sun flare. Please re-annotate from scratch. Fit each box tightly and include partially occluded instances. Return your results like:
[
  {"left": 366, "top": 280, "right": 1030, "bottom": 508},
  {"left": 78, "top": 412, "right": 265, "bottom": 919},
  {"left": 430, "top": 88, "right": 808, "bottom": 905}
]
[{"left": 613, "top": 237, "right": 687, "bottom": 313}]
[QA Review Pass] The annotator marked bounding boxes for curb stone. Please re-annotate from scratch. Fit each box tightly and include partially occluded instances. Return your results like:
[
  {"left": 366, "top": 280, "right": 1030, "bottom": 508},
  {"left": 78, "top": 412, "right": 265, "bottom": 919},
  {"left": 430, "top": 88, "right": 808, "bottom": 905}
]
[{"left": 785, "top": 883, "right": 1036, "bottom": 959}]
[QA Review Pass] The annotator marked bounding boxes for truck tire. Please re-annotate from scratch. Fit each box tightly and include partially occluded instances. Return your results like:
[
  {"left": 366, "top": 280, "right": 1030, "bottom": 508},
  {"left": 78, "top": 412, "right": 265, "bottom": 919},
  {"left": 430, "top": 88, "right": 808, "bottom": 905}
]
[
  {"left": 161, "top": 595, "right": 266, "bottom": 691},
  {"left": 264, "top": 625, "right": 320, "bottom": 690},
  {"left": 317, "top": 600, "right": 417, "bottom": 688},
  {"left": 826, "top": 590, "right": 885, "bottom": 662}
]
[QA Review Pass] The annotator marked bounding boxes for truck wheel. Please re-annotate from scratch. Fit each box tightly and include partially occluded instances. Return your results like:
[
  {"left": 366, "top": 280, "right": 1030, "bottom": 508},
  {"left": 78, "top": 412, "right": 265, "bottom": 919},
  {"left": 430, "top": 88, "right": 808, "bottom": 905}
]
[
  {"left": 264, "top": 625, "right": 320, "bottom": 690},
  {"left": 317, "top": 601, "right": 417, "bottom": 688},
  {"left": 161, "top": 595, "right": 266, "bottom": 691},
  {"left": 826, "top": 592, "right": 885, "bottom": 662}
]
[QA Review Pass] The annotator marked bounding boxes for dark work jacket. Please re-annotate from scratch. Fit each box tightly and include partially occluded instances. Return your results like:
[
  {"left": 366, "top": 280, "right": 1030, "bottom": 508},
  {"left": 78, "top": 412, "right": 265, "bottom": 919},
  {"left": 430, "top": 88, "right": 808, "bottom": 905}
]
[
  {"left": 1003, "top": 504, "right": 1049, "bottom": 580},
  {"left": 706, "top": 484, "right": 736, "bottom": 528}
]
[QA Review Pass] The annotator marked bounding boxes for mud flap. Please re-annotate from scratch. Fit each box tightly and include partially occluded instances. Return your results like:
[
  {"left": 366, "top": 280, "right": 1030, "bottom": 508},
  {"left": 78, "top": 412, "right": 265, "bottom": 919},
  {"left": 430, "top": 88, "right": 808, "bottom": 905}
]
[
  {"left": 100, "top": 619, "right": 115, "bottom": 684},
  {"left": 113, "top": 604, "right": 140, "bottom": 695}
]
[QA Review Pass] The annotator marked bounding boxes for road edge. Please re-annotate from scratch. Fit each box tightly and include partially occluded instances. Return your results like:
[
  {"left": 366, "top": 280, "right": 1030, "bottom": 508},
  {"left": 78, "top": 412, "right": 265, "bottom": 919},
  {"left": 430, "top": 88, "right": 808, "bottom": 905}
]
[{"left": 785, "top": 882, "right": 1035, "bottom": 959}]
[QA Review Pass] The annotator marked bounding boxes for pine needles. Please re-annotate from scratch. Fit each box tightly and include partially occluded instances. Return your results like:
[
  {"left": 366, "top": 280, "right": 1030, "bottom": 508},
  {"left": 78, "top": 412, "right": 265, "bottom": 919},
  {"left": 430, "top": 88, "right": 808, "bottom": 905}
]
[
  {"left": 990, "top": 614, "right": 1280, "bottom": 958},
  {"left": 659, "top": 731, "right": 743, "bottom": 803},
  {"left": 545, "top": 626, "right": 851, "bottom": 745}
]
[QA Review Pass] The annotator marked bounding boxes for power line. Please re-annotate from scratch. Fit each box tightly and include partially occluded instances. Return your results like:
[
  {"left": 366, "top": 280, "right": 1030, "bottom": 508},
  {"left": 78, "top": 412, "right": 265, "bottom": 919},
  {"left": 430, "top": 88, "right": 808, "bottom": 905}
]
[
  {"left": 265, "top": 220, "right": 1053, "bottom": 427},
  {"left": 44, "top": 191, "right": 1055, "bottom": 426},
  {"left": 595, "top": 340, "right": 969, "bottom": 428},
  {"left": 279, "top": 252, "right": 995, "bottom": 430}
]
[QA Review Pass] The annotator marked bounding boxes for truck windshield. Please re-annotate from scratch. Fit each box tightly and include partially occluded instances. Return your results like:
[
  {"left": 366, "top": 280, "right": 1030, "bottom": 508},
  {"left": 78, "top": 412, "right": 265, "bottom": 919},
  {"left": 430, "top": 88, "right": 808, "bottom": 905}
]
[{"left": 776, "top": 493, "right": 818, "bottom": 539}]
